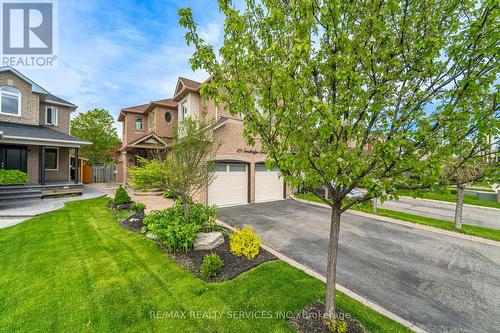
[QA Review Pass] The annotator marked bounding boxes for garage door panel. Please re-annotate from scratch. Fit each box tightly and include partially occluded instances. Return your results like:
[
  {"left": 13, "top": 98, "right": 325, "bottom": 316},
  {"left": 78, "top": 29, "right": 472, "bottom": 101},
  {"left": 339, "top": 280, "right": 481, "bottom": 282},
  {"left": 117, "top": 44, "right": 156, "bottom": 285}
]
[
  {"left": 255, "top": 164, "right": 283, "bottom": 203},
  {"left": 208, "top": 163, "right": 248, "bottom": 207}
]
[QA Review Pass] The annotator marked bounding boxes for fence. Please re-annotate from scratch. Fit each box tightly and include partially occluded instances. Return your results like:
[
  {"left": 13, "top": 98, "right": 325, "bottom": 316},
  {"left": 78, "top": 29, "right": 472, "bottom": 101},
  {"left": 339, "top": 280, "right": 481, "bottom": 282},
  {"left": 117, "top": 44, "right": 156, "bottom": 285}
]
[{"left": 92, "top": 165, "right": 116, "bottom": 183}]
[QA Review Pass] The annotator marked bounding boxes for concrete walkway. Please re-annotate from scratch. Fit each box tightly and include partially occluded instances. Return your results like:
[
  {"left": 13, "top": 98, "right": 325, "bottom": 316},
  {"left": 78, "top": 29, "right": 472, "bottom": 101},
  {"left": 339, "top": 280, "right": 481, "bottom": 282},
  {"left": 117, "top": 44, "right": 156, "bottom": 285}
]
[{"left": 0, "top": 184, "right": 106, "bottom": 228}]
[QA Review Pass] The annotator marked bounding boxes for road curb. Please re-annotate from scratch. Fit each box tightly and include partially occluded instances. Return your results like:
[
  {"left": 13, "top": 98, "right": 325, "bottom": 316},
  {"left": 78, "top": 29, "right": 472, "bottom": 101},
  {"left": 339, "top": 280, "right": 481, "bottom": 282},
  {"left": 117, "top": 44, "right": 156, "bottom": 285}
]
[
  {"left": 216, "top": 218, "right": 428, "bottom": 333},
  {"left": 291, "top": 196, "right": 500, "bottom": 248},
  {"left": 399, "top": 195, "right": 500, "bottom": 211}
]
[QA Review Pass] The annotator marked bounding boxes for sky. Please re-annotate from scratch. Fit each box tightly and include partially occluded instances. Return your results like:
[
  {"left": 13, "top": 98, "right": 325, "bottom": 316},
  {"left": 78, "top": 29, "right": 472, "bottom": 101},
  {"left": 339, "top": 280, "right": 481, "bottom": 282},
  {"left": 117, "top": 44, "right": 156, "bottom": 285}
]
[{"left": 20, "top": 0, "right": 224, "bottom": 137}]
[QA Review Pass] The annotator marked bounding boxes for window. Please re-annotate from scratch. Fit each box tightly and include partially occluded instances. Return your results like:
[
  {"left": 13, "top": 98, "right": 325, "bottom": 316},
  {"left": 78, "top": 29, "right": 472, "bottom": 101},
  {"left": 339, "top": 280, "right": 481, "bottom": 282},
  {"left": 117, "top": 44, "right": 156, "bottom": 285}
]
[
  {"left": 0, "top": 86, "right": 21, "bottom": 116},
  {"left": 45, "top": 106, "right": 58, "bottom": 125},
  {"left": 135, "top": 117, "right": 143, "bottom": 130},
  {"left": 164, "top": 111, "right": 172, "bottom": 123},
  {"left": 181, "top": 101, "right": 188, "bottom": 120},
  {"left": 229, "top": 164, "right": 246, "bottom": 172},
  {"left": 45, "top": 148, "right": 58, "bottom": 170}
]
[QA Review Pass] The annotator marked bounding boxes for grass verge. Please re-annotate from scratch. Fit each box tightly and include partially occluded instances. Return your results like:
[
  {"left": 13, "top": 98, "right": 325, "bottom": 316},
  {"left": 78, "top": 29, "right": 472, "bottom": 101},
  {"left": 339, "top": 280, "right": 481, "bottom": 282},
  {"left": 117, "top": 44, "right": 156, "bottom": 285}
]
[
  {"left": 294, "top": 193, "right": 500, "bottom": 242},
  {"left": 0, "top": 197, "right": 410, "bottom": 333},
  {"left": 397, "top": 189, "right": 500, "bottom": 209}
]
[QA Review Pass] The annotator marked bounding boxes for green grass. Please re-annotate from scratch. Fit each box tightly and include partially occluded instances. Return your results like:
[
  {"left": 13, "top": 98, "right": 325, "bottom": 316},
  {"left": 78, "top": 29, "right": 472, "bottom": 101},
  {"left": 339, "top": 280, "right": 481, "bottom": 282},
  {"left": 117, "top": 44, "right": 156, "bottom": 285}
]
[
  {"left": 113, "top": 209, "right": 133, "bottom": 220},
  {"left": 397, "top": 189, "right": 500, "bottom": 209},
  {"left": 0, "top": 197, "right": 410, "bottom": 333},
  {"left": 294, "top": 193, "right": 500, "bottom": 242}
]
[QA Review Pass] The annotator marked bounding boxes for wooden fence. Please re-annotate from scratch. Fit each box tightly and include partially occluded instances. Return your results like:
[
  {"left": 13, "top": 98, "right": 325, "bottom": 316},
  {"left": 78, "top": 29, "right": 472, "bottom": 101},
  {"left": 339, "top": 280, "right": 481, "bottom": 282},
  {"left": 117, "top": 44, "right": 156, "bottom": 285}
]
[{"left": 92, "top": 165, "right": 116, "bottom": 183}]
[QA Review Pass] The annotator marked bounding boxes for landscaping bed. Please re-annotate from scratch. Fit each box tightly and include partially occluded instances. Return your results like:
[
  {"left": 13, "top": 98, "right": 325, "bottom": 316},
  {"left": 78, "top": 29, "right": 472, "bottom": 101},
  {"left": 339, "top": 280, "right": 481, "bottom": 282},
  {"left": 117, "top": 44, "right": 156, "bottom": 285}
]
[
  {"left": 118, "top": 211, "right": 145, "bottom": 233},
  {"left": 169, "top": 235, "right": 276, "bottom": 282},
  {"left": 290, "top": 301, "right": 365, "bottom": 333}
]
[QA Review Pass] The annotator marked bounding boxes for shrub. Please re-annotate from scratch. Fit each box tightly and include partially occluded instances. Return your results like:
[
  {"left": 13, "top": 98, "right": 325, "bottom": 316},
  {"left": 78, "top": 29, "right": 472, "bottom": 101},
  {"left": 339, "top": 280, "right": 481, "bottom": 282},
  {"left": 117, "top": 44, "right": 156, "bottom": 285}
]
[
  {"left": 0, "top": 169, "right": 29, "bottom": 185},
  {"left": 189, "top": 204, "right": 218, "bottom": 229},
  {"left": 114, "top": 185, "right": 131, "bottom": 205},
  {"left": 326, "top": 318, "right": 347, "bottom": 333},
  {"left": 129, "top": 157, "right": 167, "bottom": 190},
  {"left": 144, "top": 204, "right": 202, "bottom": 252},
  {"left": 131, "top": 202, "right": 146, "bottom": 213},
  {"left": 163, "top": 190, "right": 177, "bottom": 199},
  {"left": 200, "top": 253, "right": 224, "bottom": 279},
  {"left": 229, "top": 226, "right": 261, "bottom": 259}
]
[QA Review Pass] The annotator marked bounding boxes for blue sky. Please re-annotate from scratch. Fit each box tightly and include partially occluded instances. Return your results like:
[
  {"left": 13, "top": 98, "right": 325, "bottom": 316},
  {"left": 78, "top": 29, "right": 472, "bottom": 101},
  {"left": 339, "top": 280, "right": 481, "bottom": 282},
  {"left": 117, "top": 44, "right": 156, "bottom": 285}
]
[{"left": 20, "top": 0, "right": 224, "bottom": 136}]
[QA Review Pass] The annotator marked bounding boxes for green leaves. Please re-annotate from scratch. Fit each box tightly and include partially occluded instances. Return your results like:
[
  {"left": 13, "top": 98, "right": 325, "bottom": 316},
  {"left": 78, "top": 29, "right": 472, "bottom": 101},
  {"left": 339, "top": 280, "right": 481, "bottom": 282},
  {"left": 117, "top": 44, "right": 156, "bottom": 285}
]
[
  {"left": 70, "top": 108, "right": 120, "bottom": 164},
  {"left": 179, "top": 0, "right": 499, "bottom": 210}
]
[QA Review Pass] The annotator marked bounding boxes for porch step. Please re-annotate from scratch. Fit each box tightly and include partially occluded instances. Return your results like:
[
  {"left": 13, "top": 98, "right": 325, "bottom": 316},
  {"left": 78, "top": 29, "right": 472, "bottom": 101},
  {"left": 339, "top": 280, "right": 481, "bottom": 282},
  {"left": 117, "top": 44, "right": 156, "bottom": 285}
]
[{"left": 0, "top": 193, "right": 43, "bottom": 201}]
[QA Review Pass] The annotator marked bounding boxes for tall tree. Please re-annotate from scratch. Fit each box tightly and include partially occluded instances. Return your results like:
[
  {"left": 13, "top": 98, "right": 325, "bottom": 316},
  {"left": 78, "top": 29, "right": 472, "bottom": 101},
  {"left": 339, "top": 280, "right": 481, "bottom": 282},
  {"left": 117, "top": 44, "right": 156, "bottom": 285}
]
[
  {"left": 71, "top": 108, "right": 121, "bottom": 164},
  {"left": 180, "top": 0, "right": 499, "bottom": 317}
]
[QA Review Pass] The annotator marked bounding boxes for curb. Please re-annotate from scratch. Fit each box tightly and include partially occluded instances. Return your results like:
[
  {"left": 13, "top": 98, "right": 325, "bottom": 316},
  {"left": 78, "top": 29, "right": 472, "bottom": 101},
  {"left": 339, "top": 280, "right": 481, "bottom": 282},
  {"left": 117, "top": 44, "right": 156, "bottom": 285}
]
[
  {"left": 291, "top": 196, "right": 500, "bottom": 248},
  {"left": 399, "top": 196, "right": 500, "bottom": 211},
  {"left": 216, "top": 219, "right": 428, "bottom": 333}
]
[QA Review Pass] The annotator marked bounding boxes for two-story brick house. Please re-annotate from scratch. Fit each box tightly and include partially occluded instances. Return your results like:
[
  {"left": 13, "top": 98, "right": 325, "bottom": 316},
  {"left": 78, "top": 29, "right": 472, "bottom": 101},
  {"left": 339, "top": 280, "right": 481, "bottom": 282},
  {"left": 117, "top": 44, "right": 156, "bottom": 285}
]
[
  {"left": 117, "top": 76, "right": 289, "bottom": 206},
  {"left": 0, "top": 67, "right": 90, "bottom": 191}
]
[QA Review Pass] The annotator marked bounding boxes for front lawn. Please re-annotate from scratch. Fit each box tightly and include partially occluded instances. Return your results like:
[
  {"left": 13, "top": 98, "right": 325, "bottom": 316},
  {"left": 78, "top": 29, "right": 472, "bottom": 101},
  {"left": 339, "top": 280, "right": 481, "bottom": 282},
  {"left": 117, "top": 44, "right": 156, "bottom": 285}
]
[
  {"left": 0, "top": 197, "right": 410, "bottom": 333},
  {"left": 294, "top": 193, "right": 500, "bottom": 242}
]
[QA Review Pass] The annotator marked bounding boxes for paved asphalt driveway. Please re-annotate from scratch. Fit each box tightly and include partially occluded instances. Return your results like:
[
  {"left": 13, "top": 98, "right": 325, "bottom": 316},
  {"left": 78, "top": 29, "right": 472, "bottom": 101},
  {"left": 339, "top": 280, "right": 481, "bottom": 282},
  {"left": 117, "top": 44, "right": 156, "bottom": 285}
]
[
  {"left": 380, "top": 197, "right": 500, "bottom": 230},
  {"left": 218, "top": 199, "right": 500, "bottom": 333}
]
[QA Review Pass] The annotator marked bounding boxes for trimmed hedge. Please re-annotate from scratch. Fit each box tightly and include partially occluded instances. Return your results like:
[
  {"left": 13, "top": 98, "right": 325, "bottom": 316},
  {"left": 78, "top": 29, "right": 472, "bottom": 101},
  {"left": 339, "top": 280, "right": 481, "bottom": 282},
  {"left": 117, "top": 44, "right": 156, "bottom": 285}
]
[{"left": 0, "top": 169, "right": 29, "bottom": 185}]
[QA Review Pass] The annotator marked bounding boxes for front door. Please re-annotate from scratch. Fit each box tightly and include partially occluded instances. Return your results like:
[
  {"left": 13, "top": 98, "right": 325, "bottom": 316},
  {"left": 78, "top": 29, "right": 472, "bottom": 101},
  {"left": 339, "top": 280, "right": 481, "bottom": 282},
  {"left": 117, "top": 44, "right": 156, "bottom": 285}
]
[{"left": 0, "top": 145, "right": 27, "bottom": 172}]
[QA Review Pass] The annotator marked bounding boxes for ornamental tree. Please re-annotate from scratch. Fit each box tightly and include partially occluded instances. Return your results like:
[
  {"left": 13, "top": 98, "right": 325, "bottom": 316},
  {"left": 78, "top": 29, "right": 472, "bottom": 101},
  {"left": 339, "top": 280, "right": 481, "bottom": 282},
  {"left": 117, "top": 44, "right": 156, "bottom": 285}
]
[
  {"left": 161, "top": 115, "right": 221, "bottom": 219},
  {"left": 179, "top": 0, "right": 499, "bottom": 316},
  {"left": 439, "top": 91, "right": 499, "bottom": 229},
  {"left": 71, "top": 108, "right": 121, "bottom": 164}
]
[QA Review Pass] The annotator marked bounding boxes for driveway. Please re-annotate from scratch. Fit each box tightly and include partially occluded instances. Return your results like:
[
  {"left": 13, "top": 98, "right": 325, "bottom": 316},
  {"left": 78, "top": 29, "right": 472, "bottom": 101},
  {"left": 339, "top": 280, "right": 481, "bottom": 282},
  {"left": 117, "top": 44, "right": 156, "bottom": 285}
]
[
  {"left": 380, "top": 197, "right": 500, "bottom": 229},
  {"left": 218, "top": 199, "right": 500, "bottom": 333}
]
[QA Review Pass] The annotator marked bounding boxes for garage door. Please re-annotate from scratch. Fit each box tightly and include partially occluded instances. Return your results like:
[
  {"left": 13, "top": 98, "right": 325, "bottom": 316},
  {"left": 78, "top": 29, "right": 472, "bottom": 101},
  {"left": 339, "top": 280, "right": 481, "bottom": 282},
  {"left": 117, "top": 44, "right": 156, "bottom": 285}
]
[
  {"left": 208, "top": 163, "right": 248, "bottom": 207},
  {"left": 255, "top": 164, "right": 284, "bottom": 202}
]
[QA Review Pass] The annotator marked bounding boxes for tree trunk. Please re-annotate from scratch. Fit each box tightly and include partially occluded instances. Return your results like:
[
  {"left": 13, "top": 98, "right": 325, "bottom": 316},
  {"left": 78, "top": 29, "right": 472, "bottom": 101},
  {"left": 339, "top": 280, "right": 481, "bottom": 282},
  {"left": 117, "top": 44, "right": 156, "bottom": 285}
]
[
  {"left": 325, "top": 205, "right": 342, "bottom": 316},
  {"left": 372, "top": 197, "right": 377, "bottom": 214},
  {"left": 454, "top": 184, "right": 465, "bottom": 229},
  {"left": 182, "top": 197, "right": 189, "bottom": 220}
]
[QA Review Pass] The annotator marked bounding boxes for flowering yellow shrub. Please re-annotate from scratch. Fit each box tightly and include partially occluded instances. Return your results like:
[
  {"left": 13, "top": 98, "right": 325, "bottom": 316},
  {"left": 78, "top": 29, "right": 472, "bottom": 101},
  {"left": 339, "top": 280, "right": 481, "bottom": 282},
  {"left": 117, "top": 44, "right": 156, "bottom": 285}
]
[{"left": 229, "top": 226, "right": 261, "bottom": 259}]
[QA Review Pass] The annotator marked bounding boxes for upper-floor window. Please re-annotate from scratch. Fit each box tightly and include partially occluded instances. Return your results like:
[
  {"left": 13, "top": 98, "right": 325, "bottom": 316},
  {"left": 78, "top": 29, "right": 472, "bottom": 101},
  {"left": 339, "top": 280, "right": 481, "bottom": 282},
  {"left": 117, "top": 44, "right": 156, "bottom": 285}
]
[
  {"left": 0, "top": 86, "right": 21, "bottom": 116},
  {"left": 164, "top": 111, "right": 172, "bottom": 123},
  {"left": 45, "top": 106, "right": 58, "bottom": 125},
  {"left": 181, "top": 101, "right": 188, "bottom": 120},
  {"left": 135, "top": 117, "right": 143, "bottom": 130}
]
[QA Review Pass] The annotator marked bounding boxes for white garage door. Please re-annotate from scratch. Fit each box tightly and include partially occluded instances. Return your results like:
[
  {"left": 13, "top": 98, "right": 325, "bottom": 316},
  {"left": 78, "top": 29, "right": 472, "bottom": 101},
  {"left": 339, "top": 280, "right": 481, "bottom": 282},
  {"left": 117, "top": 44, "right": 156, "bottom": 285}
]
[
  {"left": 255, "top": 164, "right": 284, "bottom": 203},
  {"left": 208, "top": 163, "right": 248, "bottom": 207}
]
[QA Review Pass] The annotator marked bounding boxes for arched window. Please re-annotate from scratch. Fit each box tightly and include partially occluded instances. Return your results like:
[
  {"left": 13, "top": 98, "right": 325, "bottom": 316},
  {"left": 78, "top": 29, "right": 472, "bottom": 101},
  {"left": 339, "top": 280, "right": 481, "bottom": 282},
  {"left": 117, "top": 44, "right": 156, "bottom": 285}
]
[{"left": 0, "top": 86, "right": 21, "bottom": 116}]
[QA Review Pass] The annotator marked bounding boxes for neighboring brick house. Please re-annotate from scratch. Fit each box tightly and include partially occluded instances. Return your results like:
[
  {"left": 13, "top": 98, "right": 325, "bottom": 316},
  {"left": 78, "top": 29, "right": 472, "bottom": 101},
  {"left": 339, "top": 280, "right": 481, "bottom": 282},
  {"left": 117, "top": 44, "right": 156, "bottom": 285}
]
[
  {"left": 0, "top": 66, "right": 91, "bottom": 187},
  {"left": 117, "top": 76, "right": 290, "bottom": 206}
]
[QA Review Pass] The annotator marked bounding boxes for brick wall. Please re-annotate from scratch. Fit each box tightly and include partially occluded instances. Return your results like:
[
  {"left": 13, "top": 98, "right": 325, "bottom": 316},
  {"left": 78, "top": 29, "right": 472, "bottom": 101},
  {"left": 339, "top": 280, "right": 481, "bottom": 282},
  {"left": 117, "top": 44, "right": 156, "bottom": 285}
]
[
  {"left": 44, "top": 147, "right": 70, "bottom": 182},
  {"left": 39, "top": 103, "right": 72, "bottom": 134},
  {"left": 0, "top": 72, "right": 40, "bottom": 125}
]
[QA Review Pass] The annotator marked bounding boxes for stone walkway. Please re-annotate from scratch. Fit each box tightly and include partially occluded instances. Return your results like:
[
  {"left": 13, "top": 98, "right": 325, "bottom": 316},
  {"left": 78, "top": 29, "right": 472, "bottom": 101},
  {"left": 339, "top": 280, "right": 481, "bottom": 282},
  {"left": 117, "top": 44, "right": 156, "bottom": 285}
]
[{"left": 0, "top": 183, "right": 106, "bottom": 229}]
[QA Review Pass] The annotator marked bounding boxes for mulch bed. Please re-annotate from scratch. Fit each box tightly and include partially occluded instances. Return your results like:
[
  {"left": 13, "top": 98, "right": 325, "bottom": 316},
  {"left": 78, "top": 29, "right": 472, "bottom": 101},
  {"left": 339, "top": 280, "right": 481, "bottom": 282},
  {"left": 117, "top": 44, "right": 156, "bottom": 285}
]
[
  {"left": 289, "top": 301, "right": 365, "bottom": 333},
  {"left": 118, "top": 210, "right": 145, "bottom": 233},
  {"left": 169, "top": 236, "right": 277, "bottom": 282}
]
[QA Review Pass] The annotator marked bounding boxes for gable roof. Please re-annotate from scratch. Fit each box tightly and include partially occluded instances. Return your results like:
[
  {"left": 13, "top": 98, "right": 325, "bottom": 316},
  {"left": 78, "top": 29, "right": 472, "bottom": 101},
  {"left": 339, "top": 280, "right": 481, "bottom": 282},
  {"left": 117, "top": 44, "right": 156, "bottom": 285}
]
[
  {"left": 173, "top": 77, "right": 202, "bottom": 99},
  {"left": 127, "top": 132, "right": 168, "bottom": 148},
  {"left": 0, "top": 66, "right": 77, "bottom": 108}
]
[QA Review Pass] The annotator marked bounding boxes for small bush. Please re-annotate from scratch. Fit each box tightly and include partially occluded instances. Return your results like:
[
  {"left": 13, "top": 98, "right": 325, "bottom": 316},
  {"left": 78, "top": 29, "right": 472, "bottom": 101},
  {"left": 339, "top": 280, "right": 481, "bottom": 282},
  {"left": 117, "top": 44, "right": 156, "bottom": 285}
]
[
  {"left": 144, "top": 204, "right": 201, "bottom": 252},
  {"left": 129, "top": 157, "right": 167, "bottom": 190},
  {"left": 0, "top": 169, "right": 29, "bottom": 185},
  {"left": 163, "top": 190, "right": 177, "bottom": 199},
  {"left": 327, "top": 318, "right": 347, "bottom": 333},
  {"left": 200, "top": 253, "right": 224, "bottom": 279},
  {"left": 229, "top": 226, "right": 261, "bottom": 259},
  {"left": 131, "top": 202, "right": 146, "bottom": 213},
  {"left": 114, "top": 185, "right": 131, "bottom": 205}
]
